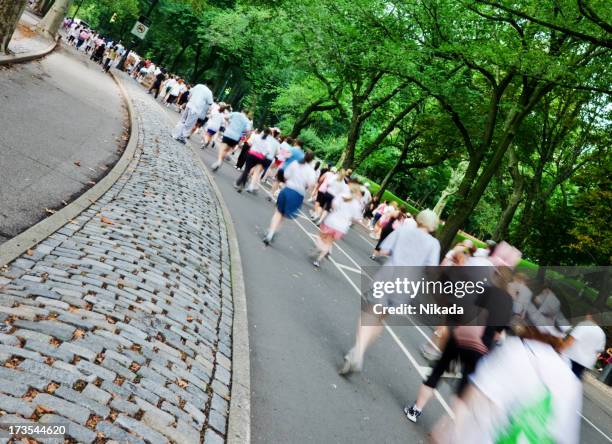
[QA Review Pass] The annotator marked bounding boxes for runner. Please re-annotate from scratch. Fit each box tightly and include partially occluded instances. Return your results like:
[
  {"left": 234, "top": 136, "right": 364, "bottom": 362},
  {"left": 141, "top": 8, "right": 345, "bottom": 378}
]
[
  {"left": 431, "top": 326, "right": 582, "bottom": 444},
  {"left": 234, "top": 128, "right": 273, "bottom": 192},
  {"left": 166, "top": 78, "right": 186, "bottom": 109},
  {"left": 263, "top": 151, "right": 317, "bottom": 245},
  {"left": 211, "top": 109, "right": 252, "bottom": 172},
  {"left": 369, "top": 206, "right": 409, "bottom": 260},
  {"left": 202, "top": 104, "right": 228, "bottom": 149},
  {"left": 172, "top": 82, "right": 214, "bottom": 144},
  {"left": 339, "top": 209, "right": 441, "bottom": 375},
  {"left": 562, "top": 313, "right": 606, "bottom": 379},
  {"left": 312, "top": 183, "right": 363, "bottom": 267}
]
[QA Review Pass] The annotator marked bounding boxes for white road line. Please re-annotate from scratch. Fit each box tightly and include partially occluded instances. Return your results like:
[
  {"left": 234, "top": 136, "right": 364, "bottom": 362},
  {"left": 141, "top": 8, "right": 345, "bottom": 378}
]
[{"left": 579, "top": 412, "right": 612, "bottom": 442}]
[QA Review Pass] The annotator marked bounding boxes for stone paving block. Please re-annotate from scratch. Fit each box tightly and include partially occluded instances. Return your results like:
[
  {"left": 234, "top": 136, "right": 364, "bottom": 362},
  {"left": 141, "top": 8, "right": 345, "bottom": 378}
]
[
  {"left": 109, "top": 397, "right": 140, "bottom": 415},
  {"left": 19, "top": 359, "right": 81, "bottom": 385},
  {"left": 54, "top": 385, "right": 111, "bottom": 417},
  {"left": 12, "top": 320, "right": 75, "bottom": 341},
  {"left": 76, "top": 358, "right": 117, "bottom": 382},
  {"left": 0, "top": 393, "right": 34, "bottom": 417},
  {"left": 204, "top": 428, "right": 225, "bottom": 444},
  {"left": 58, "top": 341, "right": 97, "bottom": 361},
  {"left": 97, "top": 421, "right": 146, "bottom": 444},
  {"left": 32, "top": 393, "right": 91, "bottom": 423},
  {"left": 39, "top": 414, "right": 96, "bottom": 444},
  {"left": 114, "top": 414, "right": 169, "bottom": 444},
  {"left": 25, "top": 339, "right": 74, "bottom": 362}
]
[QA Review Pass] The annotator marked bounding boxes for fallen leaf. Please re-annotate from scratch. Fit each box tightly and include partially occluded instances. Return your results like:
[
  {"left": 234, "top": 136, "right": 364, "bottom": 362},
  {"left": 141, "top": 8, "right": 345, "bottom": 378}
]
[
  {"left": 35, "top": 405, "right": 54, "bottom": 414},
  {"left": 176, "top": 379, "right": 188, "bottom": 388},
  {"left": 74, "top": 160, "right": 81, "bottom": 167},
  {"left": 46, "top": 382, "right": 59, "bottom": 393},
  {"left": 26, "top": 249, "right": 33, "bottom": 256},
  {"left": 73, "top": 329, "right": 85, "bottom": 339},
  {"left": 186, "top": 316, "right": 193, "bottom": 322},
  {"left": 44, "top": 208, "right": 55, "bottom": 215},
  {"left": 87, "top": 180, "right": 96, "bottom": 186},
  {"left": 129, "top": 362, "right": 141, "bottom": 372},
  {"left": 100, "top": 216, "right": 114, "bottom": 225}
]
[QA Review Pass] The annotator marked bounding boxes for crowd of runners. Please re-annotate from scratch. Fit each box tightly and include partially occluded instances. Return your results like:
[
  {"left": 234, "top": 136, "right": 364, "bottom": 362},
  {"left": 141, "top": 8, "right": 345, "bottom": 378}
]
[{"left": 64, "top": 24, "right": 609, "bottom": 442}]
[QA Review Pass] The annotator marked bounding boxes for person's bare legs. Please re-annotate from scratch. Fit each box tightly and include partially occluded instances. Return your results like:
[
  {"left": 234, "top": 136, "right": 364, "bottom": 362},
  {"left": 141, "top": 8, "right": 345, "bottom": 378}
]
[
  {"left": 247, "top": 165, "right": 264, "bottom": 192},
  {"left": 212, "top": 143, "right": 231, "bottom": 171},
  {"left": 414, "top": 385, "right": 435, "bottom": 411},
  {"left": 340, "top": 311, "right": 385, "bottom": 374},
  {"left": 264, "top": 210, "right": 284, "bottom": 244}
]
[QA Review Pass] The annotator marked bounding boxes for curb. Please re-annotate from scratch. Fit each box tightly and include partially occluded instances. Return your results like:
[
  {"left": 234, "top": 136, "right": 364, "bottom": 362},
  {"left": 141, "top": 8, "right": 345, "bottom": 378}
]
[
  {"left": 0, "top": 69, "right": 139, "bottom": 267},
  {"left": 0, "top": 35, "right": 59, "bottom": 66},
  {"left": 186, "top": 138, "right": 251, "bottom": 444}
]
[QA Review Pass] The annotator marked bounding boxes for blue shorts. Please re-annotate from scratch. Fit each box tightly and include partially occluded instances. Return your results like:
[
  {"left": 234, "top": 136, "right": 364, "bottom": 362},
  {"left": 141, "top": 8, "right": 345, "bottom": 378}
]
[{"left": 276, "top": 188, "right": 304, "bottom": 219}]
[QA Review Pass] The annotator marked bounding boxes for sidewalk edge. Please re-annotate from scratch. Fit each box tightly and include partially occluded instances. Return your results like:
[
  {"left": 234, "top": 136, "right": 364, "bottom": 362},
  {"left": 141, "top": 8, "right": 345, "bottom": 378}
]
[
  {"left": 0, "top": 35, "right": 59, "bottom": 66},
  {"left": 187, "top": 145, "right": 251, "bottom": 444},
  {"left": 0, "top": 70, "right": 139, "bottom": 267}
]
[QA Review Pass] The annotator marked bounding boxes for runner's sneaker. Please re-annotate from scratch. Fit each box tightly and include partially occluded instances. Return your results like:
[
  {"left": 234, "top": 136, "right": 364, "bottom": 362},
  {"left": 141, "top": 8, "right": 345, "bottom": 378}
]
[
  {"left": 404, "top": 405, "right": 422, "bottom": 423},
  {"left": 312, "top": 260, "right": 320, "bottom": 268}
]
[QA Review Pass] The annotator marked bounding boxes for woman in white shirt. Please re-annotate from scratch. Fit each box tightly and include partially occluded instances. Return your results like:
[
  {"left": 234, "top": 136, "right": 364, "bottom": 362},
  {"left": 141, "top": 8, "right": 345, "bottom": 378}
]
[
  {"left": 339, "top": 209, "right": 441, "bottom": 375},
  {"left": 263, "top": 151, "right": 317, "bottom": 245},
  {"left": 202, "top": 105, "right": 228, "bottom": 148},
  {"left": 312, "top": 184, "right": 363, "bottom": 267}
]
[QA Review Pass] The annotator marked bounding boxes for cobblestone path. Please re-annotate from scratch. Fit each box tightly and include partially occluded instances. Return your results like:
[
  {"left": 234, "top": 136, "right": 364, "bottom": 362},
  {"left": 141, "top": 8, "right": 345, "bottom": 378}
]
[{"left": 0, "top": 77, "right": 234, "bottom": 444}]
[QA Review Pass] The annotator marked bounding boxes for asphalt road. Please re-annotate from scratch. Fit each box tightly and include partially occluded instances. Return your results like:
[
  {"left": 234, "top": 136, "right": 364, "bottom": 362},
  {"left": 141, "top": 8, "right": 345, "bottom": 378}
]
[
  {"left": 191, "top": 146, "right": 612, "bottom": 444},
  {"left": 0, "top": 44, "right": 125, "bottom": 244}
]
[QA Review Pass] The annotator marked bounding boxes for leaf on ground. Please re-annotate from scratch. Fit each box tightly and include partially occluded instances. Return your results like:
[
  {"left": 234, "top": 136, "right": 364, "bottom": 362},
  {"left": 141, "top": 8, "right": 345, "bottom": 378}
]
[
  {"left": 46, "top": 382, "right": 59, "bottom": 394},
  {"left": 129, "top": 362, "right": 141, "bottom": 372},
  {"left": 186, "top": 316, "right": 193, "bottom": 322},
  {"left": 35, "top": 405, "right": 54, "bottom": 414},
  {"left": 73, "top": 329, "right": 85, "bottom": 339},
  {"left": 49, "top": 338, "right": 61, "bottom": 347},
  {"left": 74, "top": 160, "right": 81, "bottom": 167},
  {"left": 100, "top": 216, "right": 114, "bottom": 225},
  {"left": 117, "top": 279, "right": 125, "bottom": 289},
  {"left": 87, "top": 181, "right": 96, "bottom": 186},
  {"left": 176, "top": 379, "right": 188, "bottom": 388},
  {"left": 26, "top": 249, "right": 33, "bottom": 256},
  {"left": 44, "top": 208, "right": 55, "bottom": 215}
]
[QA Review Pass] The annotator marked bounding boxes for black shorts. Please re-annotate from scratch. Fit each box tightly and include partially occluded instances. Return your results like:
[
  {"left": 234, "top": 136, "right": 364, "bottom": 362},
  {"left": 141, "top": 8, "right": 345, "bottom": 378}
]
[
  {"left": 316, "top": 191, "right": 334, "bottom": 211},
  {"left": 222, "top": 136, "right": 240, "bottom": 148},
  {"left": 262, "top": 158, "right": 272, "bottom": 171},
  {"left": 219, "top": 126, "right": 226, "bottom": 133},
  {"left": 167, "top": 95, "right": 178, "bottom": 104},
  {"left": 195, "top": 118, "right": 206, "bottom": 128},
  {"left": 276, "top": 169, "right": 285, "bottom": 183}
]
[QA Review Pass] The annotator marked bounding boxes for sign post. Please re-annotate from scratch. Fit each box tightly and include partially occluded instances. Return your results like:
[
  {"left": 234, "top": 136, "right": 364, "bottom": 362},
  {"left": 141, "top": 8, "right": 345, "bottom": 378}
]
[{"left": 130, "top": 21, "right": 149, "bottom": 40}]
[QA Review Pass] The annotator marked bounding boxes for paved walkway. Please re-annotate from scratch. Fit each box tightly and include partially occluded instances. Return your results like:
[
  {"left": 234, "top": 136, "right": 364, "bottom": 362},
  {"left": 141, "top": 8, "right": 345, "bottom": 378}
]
[
  {"left": 0, "top": 43, "right": 125, "bottom": 244},
  {"left": 0, "top": 11, "right": 52, "bottom": 60},
  {"left": 0, "top": 76, "right": 233, "bottom": 443}
]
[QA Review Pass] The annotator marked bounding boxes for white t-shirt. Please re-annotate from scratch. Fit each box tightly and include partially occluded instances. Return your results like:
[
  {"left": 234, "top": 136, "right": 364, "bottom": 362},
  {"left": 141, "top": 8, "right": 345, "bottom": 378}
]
[
  {"left": 284, "top": 161, "right": 316, "bottom": 196},
  {"left": 277, "top": 142, "right": 292, "bottom": 162},
  {"left": 266, "top": 137, "right": 280, "bottom": 160},
  {"left": 187, "top": 84, "right": 214, "bottom": 117},
  {"left": 323, "top": 197, "right": 362, "bottom": 234},
  {"left": 327, "top": 178, "right": 350, "bottom": 198},
  {"left": 507, "top": 280, "right": 533, "bottom": 316},
  {"left": 469, "top": 337, "right": 582, "bottom": 444},
  {"left": 380, "top": 224, "right": 440, "bottom": 266},
  {"left": 563, "top": 320, "right": 606, "bottom": 368},
  {"left": 249, "top": 134, "right": 271, "bottom": 156},
  {"left": 206, "top": 111, "right": 224, "bottom": 131}
]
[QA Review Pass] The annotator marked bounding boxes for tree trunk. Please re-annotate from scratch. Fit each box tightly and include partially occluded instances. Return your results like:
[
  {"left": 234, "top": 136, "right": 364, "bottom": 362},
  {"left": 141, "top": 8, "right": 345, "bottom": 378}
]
[
  {"left": 169, "top": 43, "right": 189, "bottom": 73},
  {"left": 340, "top": 109, "right": 363, "bottom": 169},
  {"left": 493, "top": 184, "right": 523, "bottom": 241},
  {"left": 433, "top": 161, "right": 469, "bottom": 218},
  {"left": 0, "top": 0, "right": 28, "bottom": 54},
  {"left": 374, "top": 134, "right": 414, "bottom": 201},
  {"left": 37, "top": 0, "right": 72, "bottom": 37}
]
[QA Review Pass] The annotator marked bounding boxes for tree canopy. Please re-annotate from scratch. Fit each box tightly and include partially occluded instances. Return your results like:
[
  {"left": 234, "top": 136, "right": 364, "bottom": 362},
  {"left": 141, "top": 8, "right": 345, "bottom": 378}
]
[{"left": 72, "top": 0, "right": 612, "bottom": 265}]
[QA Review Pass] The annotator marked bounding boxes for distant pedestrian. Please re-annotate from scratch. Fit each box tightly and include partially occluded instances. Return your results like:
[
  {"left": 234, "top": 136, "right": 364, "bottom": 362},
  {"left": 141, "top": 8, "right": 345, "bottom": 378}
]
[
  {"left": 172, "top": 82, "right": 214, "bottom": 144},
  {"left": 148, "top": 70, "right": 166, "bottom": 99}
]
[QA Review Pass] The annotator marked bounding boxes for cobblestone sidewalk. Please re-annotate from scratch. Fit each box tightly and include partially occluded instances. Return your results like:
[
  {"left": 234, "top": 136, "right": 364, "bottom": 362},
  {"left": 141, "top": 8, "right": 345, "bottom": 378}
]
[{"left": 0, "top": 76, "right": 234, "bottom": 443}]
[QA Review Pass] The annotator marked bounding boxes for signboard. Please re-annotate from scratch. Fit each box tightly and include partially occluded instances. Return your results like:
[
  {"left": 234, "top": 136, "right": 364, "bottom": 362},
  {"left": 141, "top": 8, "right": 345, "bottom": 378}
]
[{"left": 130, "top": 21, "right": 149, "bottom": 40}]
